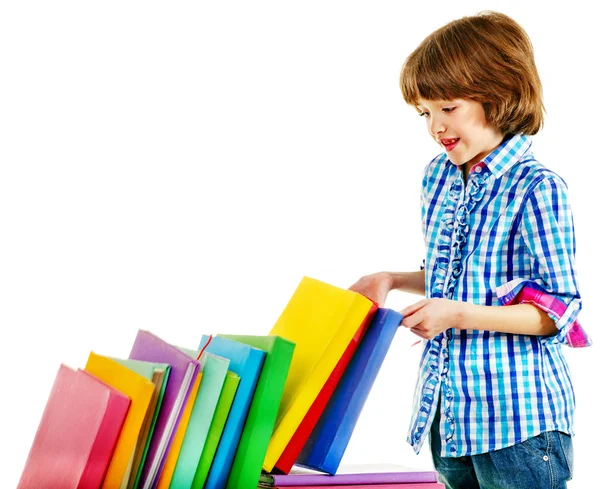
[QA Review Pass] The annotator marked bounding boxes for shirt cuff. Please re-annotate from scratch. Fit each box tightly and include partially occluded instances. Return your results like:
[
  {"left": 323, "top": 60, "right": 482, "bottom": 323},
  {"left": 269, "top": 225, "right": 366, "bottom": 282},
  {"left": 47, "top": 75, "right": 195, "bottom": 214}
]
[{"left": 496, "top": 279, "right": 592, "bottom": 348}]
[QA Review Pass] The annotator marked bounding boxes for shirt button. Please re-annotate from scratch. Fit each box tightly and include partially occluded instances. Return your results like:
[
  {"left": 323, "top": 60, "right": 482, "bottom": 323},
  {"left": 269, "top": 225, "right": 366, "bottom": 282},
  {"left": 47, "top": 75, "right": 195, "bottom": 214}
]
[
  {"left": 543, "top": 455, "right": 549, "bottom": 462},
  {"left": 475, "top": 166, "right": 482, "bottom": 173}
]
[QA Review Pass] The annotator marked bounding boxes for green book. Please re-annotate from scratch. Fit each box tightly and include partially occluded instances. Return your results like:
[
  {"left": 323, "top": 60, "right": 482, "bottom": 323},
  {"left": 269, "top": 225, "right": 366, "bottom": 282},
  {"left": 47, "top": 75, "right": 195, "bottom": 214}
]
[
  {"left": 170, "top": 350, "right": 230, "bottom": 489},
  {"left": 191, "top": 370, "right": 240, "bottom": 489},
  {"left": 112, "top": 358, "right": 170, "bottom": 489},
  {"left": 218, "top": 335, "right": 295, "bottom": 489}
]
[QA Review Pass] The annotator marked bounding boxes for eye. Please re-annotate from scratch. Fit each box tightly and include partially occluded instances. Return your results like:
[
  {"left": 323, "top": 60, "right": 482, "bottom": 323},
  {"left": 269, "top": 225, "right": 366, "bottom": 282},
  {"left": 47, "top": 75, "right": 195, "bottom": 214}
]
[
  {"left": 442, "top": 107, "right": 456, "bottom": 113},
  {"left": 418, "top": 111, "right": 430, "bottom": 118}
]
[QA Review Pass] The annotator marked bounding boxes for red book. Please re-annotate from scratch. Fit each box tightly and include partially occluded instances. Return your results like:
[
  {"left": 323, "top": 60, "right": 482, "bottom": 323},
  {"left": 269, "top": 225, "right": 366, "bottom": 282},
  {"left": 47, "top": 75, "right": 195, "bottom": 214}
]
[
  {"left": 18, "top": 364, "right": 130, "bottom": 489},
  {"left": 273, "top": 303, "right": 378, "bottom": 473}
]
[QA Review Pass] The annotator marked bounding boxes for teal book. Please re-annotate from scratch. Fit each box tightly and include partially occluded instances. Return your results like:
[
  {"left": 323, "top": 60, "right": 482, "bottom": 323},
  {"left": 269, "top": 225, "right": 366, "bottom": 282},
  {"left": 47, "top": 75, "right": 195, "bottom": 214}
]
[
  {"left": 191, "top": 370, "right": 240, "bottom": 489},
  {"left": 112, "top": 358, "right": 171, "bottom": 489},
  {"left": 198, "top": 335, "right": 266, "bottom": 489},
  {"left": 169, "top": 350, "right": 230, "bottom": 489},
  {"left": 218, "top": 335, "right": 295, "bottom": 489}
]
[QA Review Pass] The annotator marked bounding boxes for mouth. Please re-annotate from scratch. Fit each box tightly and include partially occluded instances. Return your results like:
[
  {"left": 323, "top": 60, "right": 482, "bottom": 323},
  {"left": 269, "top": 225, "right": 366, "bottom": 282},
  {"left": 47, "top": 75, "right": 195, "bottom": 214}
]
[{"left": 440, "top": 138, "right": 460, "bottom": 152}]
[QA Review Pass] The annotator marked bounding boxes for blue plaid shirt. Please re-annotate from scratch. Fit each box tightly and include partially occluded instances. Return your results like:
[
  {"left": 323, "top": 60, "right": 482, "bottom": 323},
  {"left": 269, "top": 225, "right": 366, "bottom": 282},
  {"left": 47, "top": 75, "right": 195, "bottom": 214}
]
[{"left": 408, "top": 133, "right": 591, "bottom": 457}]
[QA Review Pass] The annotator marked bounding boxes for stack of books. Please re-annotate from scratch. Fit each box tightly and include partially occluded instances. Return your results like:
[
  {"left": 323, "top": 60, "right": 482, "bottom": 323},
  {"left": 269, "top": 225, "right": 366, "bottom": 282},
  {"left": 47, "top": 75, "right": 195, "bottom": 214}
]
[{"left": 16, "top": 276, "right": 439, "bottom": 489}]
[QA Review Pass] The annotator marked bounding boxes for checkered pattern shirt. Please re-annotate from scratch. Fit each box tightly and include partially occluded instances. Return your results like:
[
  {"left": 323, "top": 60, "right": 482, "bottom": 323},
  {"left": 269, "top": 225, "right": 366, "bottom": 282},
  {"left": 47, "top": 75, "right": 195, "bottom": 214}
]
[{"left": 407, "top": 133, "right": 592, "bottom": 457}]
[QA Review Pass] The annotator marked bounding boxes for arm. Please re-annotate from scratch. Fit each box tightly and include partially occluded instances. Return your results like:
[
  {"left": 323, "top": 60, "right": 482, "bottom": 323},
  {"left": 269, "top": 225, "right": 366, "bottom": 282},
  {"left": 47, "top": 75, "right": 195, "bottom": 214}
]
[{"left": 400, "top": 299, "right": 557, "bottom": 340}]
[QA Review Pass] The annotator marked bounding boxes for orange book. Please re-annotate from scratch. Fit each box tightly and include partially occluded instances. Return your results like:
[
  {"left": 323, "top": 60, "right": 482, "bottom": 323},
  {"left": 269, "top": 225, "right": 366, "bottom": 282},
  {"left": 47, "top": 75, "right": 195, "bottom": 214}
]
[
  {"left": 155, "top": 372, "right": 203, "bottom": 489},
  {"left": 85, "top": 353, "right": 155, "bottom": 489},
  {"left": 18, "top": 364, "right": 130, "bottom": 489}
]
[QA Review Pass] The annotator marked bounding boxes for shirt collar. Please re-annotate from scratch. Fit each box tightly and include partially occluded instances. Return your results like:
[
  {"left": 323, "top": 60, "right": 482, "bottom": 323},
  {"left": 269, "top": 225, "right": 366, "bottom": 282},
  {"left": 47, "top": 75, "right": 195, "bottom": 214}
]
[
  {"left": 441, "top": 133, "right": 533, "bottom": 179},
  {"left": 482, "top": 133, "right": 533, "bottom": 178}
]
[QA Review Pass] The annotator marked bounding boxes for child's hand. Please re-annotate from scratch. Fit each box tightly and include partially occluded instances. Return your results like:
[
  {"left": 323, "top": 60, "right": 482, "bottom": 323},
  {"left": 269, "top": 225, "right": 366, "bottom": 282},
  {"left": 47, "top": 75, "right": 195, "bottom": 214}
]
[
  {"left": 348, "top": 272, "right": 393, "bottom": 306},
  {"left": 400, "top": 298, "right": 465, "bottom": 339}
]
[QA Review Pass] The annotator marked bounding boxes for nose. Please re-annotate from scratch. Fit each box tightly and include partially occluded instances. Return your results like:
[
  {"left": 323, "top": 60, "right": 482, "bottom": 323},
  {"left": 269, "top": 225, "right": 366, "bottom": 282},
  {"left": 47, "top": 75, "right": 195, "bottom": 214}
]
[{"left": 429, "top": 115, "right": 446, "bottom": 137}]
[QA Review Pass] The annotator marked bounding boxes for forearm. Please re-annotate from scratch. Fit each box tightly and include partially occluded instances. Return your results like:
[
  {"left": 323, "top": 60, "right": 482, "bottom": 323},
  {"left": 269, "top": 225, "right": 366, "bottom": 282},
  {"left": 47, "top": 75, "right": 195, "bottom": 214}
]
[
  {"left": 388, "top": 270, "right": 426, "bottom": 296},
  {"left": 459, "top": 302, "right": 558, "bottom": 336}
]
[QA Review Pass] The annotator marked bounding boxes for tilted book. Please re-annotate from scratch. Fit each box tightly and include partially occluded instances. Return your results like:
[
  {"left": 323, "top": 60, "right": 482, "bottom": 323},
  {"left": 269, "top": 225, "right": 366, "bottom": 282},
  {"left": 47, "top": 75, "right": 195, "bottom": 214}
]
[
  {"left": 191, "top": 370, "right": 240, "bottom": 489},
  {"left": 155, "top": 372, "right": 203, "bottom": 489},
  {"left": 169, "top": 350, "right": 230, "bottom": 489},
  {"left": 129, "top": 330, "right": 200, "bottom": 489},
  {"left": 198, "top": 335, "right": 266, "bottom": 489},
  {"left": 263, "top": 276, "right": 375, "bottom": 472},
  {"left": 18, "top": 364, "right": 130, "bottom": 489},
  {"left": 85, "top": 352, "right": 155, "bottom": 489},
  {"left": 218, "top": 334, "right": 295, "bottom": 489},
  {"left": 296, "top": 308, "right": 402, "bottom": 474},
  {"left": 112, "top": 359, "right": 171, "bottom": 489}
]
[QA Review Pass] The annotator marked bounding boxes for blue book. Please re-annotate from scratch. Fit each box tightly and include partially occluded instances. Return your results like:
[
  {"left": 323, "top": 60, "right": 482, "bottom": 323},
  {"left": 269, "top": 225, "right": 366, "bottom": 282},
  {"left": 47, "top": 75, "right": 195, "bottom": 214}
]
[
  {"left": 296, "top": 308, "right": 403, "bottom": 474},
  {"left": 199, "top": 335, "right": 266, "bottom": 489}
]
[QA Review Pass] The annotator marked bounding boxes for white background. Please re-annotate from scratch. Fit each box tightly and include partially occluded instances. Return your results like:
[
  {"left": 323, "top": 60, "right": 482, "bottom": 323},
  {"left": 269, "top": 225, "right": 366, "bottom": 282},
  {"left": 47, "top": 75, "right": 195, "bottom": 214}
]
[{"left": 0, "top": 1, "right": 597, "bottom": 488}]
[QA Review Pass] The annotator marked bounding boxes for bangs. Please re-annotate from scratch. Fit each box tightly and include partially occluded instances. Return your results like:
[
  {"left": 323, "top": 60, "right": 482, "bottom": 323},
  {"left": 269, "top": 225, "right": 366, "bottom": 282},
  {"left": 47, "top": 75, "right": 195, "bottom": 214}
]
[{"left": 401, "top": 35, "right": 475, "bottom": 106}]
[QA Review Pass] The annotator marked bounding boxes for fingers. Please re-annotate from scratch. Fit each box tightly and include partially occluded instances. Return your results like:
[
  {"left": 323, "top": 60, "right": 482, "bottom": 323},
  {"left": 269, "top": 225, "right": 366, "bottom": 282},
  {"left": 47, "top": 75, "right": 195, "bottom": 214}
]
[
  {"left": 401, "top": 306, "right": 425, "bottom": 329},
  {"left": 400, "top": 299, "right": 428, "bottom": 319}
]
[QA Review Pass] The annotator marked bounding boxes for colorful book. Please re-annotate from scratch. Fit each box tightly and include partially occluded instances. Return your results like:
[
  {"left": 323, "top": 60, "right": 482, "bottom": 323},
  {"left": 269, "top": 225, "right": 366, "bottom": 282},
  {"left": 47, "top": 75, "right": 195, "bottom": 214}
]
[
  {"left": 258, "top": 463, "right": 439, "bottom": 486},
  {"left": 198, "top": 335, "right": 266, "bottom": 489},
  {"left": 85, "top": 352, "right": 155, "bottom": 489},
  {"left": 218, "top": 334, "right": 295, "bottom": 489},
  {"left": 112, "top": 359, "right": 171, "bottom": 489},
  {"left": 169, "top": 350, "right": 230, "bottom": 489},
  {"left": 129, "top": 330, "right": 200, "bottom": 489},
  {"left": 18, "top": 364, "right": 130, "bottom": 489},
  {"left": 263, "top": 276, "right": 375, "bottom": 472},
  {"left": 191, "top": 370, "right": 240, "bottom": 489},
  {"left": 155, "top": 372, "right": 203, "bottom": 489},
  {"left": 296, "top": 308, "right": 402, "bottom": 474},
  {"left": 273, "top": 303, "right": 377, "bottom": 473}
]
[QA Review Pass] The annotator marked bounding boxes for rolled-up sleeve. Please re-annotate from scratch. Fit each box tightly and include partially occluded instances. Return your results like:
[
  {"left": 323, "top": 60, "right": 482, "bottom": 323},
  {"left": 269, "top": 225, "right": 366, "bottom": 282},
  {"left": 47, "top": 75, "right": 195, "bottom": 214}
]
[{"left": 496, "top": 176, "right": 591, "bottom": 348}]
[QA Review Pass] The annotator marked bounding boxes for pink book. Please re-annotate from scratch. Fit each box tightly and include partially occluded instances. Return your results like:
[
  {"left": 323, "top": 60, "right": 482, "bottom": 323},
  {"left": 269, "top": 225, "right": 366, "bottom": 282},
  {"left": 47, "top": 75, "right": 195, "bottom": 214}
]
[{"left": 17, "top": 364, "right": 130, "bottom": 489}]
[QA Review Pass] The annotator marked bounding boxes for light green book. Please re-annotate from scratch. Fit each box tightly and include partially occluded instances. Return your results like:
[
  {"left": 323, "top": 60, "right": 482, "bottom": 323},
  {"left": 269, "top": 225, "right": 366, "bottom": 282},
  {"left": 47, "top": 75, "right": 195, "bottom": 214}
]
[
  {"left": 218, "top": 335, "right": 295, "bottom": 489},
  {"left": 112, "top": 358, "right": 171, "bottom": 489},
  {"left": 169, "top": 350, "right": 230, "bottom": 489},
  {"left": 191, "top": 370, "right": 240, "bottom": 489}
]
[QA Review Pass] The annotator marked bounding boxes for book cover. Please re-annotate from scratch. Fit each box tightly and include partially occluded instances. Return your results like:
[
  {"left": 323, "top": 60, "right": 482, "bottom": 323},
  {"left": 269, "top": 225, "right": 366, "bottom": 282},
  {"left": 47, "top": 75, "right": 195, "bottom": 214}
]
[
  {"left": 273, "top": 303, "right": 377, "bottom": 473},
  {"left": 296, "top": 308, "right": 402, "bottom": 474},
  {"left": 155, "top": 372, "right": 203, "bottom": 489},
  {"left": 191, "top": 370, "right": 240, "bottom": 489},
  {"left": 85, "top": 352, "right": 155, "bottom": 489},
  {"left": 112, "top": 359, "right": 171, "bottom": 489},
  {"left": 258, "top": 463, "right": 439, "bottom": 486},
  {"left": 263, "top": 276, "right": 375, "bottom": 472},
  {"left": 197, "top": 335, "right": 266, "bottom": 489},
  {"left": 129, "top": 330, "right": 200, "bottom": 489},
  {"left": 169, "top": 350, "right": 230, "bottom": 489},
  {"left": 218, "top": 334, "right": 295, "bottom": 489},
  {"left": 17, "top": 364, "right": 130, "bottom": 489}
]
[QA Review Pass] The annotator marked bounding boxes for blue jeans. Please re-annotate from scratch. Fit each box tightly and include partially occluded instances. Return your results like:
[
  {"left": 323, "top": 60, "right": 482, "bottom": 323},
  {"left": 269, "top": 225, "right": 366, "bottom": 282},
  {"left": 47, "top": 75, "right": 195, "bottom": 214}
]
[{"left": 430, "top": 404, "right": 574, "bottom": 489}]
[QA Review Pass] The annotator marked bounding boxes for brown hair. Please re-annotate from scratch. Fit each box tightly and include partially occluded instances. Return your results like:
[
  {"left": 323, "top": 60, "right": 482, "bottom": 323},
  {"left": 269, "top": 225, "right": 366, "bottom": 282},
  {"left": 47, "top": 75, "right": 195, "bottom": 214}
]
[{"left": 400, "top": 11, "right": 544, "bottom": 135}]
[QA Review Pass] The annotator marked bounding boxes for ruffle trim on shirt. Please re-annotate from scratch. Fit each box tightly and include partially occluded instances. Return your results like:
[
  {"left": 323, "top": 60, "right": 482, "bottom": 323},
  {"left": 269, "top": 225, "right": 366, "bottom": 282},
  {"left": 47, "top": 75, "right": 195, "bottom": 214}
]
[
  {"left": 408, "top": 336, "right": 442, "bottom": 450},
  {"left": 497, "top": 279, "right": 592, "bottom": 348},
  {"left": 430, "top": 168, "right": 490, "bottom": 301}
]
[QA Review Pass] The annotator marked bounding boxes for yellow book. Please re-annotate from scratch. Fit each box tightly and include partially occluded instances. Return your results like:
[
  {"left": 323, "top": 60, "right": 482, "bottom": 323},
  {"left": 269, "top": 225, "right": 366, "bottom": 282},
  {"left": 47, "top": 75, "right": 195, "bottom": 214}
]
[
  {"left": 85, "top": 352, "right": 155, "bottom": 489},
  {"left": 155, "top": 372, "right": 203, "bottom": 489},
  {"left": 263, "top": 276, "right": 374, "bottom": 471}
]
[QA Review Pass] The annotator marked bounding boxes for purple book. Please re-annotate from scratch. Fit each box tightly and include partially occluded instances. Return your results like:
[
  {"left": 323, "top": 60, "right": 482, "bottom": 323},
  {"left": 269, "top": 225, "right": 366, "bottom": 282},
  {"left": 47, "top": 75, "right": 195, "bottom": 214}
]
[
  {"left": 129, "top": 330, "right": 200, "bottom": 489},
  {"left": 258, "top": 464, "right": 438, "bottom": 486}
]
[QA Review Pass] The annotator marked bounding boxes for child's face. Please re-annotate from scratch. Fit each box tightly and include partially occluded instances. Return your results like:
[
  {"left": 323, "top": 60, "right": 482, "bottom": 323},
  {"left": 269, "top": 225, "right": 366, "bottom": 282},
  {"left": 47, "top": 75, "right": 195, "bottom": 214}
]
[{"left": 415, "top": 99, "right": 503, "bottom": 171}]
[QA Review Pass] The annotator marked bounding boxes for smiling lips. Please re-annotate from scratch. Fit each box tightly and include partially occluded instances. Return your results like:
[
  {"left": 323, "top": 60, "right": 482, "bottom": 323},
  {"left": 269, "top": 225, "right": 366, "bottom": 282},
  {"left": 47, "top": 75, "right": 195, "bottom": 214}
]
[{"left": 440, "top": 138, "right": 460, "bottom": 152}]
